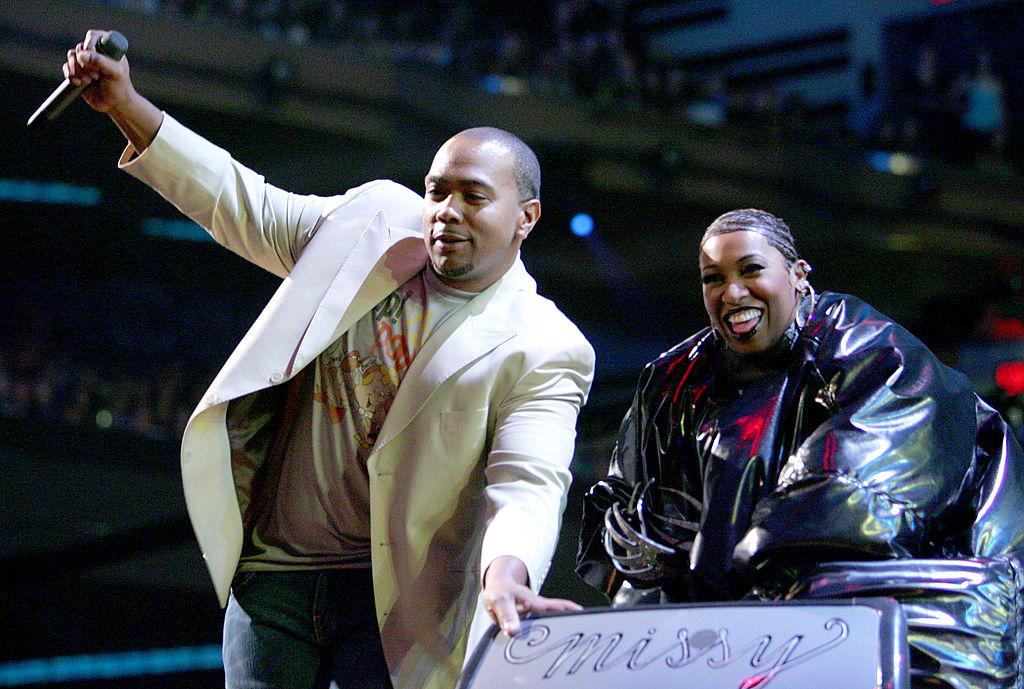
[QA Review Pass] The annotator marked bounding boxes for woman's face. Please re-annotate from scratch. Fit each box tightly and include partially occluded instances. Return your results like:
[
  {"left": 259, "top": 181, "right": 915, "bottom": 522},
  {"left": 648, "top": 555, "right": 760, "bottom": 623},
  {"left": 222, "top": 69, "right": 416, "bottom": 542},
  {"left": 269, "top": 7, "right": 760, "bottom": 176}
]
[{"left": 699, "top": 230, "right": 808, "bottom": 356}]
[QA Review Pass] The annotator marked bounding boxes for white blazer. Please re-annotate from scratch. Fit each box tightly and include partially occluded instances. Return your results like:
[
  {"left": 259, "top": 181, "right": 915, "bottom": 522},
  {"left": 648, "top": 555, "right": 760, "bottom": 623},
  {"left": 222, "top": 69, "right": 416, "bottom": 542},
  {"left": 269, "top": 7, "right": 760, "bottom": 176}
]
[{"left": 121, "top": 115, "right": 595, "bottom": 689}]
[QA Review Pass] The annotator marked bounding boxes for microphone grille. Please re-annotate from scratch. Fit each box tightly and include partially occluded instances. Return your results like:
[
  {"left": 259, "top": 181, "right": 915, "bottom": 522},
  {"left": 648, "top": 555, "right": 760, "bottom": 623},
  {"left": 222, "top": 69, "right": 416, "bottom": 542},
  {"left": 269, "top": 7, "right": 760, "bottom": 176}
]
[{"left": 98, "top": 31, "right": 129, "bottom": 61}]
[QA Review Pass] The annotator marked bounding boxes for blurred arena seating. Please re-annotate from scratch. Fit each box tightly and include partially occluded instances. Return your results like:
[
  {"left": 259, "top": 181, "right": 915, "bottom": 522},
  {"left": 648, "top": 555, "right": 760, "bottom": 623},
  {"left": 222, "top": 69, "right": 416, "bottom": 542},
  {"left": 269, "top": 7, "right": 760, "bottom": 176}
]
[{"left": 1, "top": 1, "right": 1021, "bottom": 686}]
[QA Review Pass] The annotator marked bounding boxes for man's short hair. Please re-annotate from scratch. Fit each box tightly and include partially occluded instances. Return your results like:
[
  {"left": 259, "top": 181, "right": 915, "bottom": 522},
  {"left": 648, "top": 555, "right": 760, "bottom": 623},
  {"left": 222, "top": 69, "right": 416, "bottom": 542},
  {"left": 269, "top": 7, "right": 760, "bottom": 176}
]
[{"left": 458, "top": 126, "right": 541, "bottom": 202}]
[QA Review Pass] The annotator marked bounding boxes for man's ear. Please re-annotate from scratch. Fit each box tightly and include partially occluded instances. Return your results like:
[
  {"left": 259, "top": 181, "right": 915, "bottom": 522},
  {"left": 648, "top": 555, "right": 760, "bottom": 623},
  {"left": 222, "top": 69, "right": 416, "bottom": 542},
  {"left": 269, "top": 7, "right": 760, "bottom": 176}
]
[{"left": 517, "top": 199, "right": 541, "bottom": 240}]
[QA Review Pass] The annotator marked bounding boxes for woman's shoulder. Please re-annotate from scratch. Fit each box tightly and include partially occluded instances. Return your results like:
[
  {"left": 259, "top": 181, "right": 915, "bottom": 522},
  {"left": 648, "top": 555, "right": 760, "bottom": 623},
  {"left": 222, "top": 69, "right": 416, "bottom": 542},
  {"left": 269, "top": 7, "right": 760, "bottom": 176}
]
[
  {"left": 649, "top": 328, "right": 715, "bottom": 367},
  {"left": 637, "top": 328, "right": 719, "bottom": 394},
  {"left": 810, "top": 291, "right": 972, "bottom": 394},
  {"left": 812, "top": 291, "right": 923, "bottom": 346},
  {"left": 814, "top": 291, "right": 878, "bottom": 319},
  {"left": 811, "top": 291, "right": 918, "bottom": 342}
]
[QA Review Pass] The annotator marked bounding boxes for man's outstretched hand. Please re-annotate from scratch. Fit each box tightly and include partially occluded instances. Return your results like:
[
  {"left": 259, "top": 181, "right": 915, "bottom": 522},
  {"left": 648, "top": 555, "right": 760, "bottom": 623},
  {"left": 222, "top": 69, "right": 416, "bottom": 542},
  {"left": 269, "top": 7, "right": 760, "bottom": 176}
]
[{"left": 482, "top": 556, "right": 582, "bottom": 636}]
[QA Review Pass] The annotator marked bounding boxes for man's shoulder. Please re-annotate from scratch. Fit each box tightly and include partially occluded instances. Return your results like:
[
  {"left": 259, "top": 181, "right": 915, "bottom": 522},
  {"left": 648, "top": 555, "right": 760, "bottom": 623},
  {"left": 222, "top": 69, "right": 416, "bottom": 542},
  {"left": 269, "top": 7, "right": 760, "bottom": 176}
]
[
  {"left": 347, "top": 179, "right": 422, "bottom": 205},
  {"left": 507, "top": 290, "right": 594, "bottom": 364},
  {"left": 322, "top": 179, "right": 423, "bottom": 231}
]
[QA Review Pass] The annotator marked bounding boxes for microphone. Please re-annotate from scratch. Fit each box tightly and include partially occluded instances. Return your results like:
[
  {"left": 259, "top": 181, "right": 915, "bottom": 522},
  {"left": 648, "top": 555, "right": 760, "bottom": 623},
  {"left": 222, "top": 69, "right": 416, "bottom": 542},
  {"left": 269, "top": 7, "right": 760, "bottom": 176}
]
[{"left": 27, "top": 31, "right": 129, "bottom": 130}]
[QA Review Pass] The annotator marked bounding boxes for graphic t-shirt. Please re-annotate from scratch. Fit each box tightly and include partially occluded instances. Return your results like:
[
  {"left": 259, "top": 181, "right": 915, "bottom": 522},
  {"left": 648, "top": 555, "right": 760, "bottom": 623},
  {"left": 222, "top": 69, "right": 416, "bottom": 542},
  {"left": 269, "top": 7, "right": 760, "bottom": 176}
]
[{"left": 232, "top": 267, "right": 475, "bottom": 570}]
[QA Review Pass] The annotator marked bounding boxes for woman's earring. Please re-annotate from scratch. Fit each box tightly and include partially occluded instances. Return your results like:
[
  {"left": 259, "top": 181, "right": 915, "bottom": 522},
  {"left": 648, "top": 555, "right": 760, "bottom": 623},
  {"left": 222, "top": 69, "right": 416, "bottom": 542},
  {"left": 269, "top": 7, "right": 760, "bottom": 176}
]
[{"left": 795, "top": 282, "right": 815, "bottom": 328}]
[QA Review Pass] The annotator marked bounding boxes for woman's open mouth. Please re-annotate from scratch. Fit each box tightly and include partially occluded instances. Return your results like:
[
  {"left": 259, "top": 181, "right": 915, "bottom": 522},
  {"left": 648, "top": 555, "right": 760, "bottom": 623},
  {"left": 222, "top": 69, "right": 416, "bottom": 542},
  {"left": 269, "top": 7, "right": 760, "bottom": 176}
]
[{"left": 725, "top": 307, "right": 763, "bottom": 338}]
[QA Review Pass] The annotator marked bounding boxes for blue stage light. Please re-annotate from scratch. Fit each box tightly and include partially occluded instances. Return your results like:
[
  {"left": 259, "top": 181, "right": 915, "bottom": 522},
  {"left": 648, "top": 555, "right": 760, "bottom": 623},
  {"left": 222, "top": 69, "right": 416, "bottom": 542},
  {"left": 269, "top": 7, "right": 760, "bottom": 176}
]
[
  {"left": 0, "top": 179, "right": 101, "bottom": 206},
  {"left": 570, "top": 213, "right": 594, "bottom": 237},
  {"left": 0, "top": 646, "right": 222, "bottom": 685},
  {"left": 868, "top": 151, "right": 891, "bottom": 173},
  {"left": 142, "top": 217, "right": 215, "bottom": 243},
  {"left": 866, "top": 151, "right": 920, "bottom": 176}
]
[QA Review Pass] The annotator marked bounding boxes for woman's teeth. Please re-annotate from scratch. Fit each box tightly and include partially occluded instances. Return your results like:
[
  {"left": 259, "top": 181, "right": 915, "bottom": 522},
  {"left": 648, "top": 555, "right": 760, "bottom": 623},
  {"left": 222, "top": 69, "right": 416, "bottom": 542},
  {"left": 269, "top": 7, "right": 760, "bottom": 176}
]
[{"left": 727, "top": 308, "right": 762, "bottom": 335}]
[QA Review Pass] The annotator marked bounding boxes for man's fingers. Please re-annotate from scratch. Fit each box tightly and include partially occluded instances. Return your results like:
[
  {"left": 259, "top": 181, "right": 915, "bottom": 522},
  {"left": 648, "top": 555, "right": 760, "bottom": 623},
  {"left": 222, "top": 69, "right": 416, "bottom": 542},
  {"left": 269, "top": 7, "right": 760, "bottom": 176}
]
[
  {"left": 489, "top": 592, "right": 582, "bottom": 636},
  {"left": 482, "top": 560, "right": 582, "bottom": 637},
  {"left": 84, "top": 29, "right": 104, "bottom": 51},
  {"left": 71, "top": 31, "right": 119, "bottom": 81},
  {"left": 71, "top": 49, "right": 122, "bottom": 87},
  {"left": 487, "top": 595, "right": 522, "bottom": 635},
  {"left": 75, "top": 43, "right": 89, "bottom": 69},
  {"left": 67, "top": 46, "right": 92, "bottom": 86},
  {"left": 528, "top": 596, "right": 583, "bottom": 613},
  {"left": 70, "top": 45, "right": 82, "bottom": 75}
]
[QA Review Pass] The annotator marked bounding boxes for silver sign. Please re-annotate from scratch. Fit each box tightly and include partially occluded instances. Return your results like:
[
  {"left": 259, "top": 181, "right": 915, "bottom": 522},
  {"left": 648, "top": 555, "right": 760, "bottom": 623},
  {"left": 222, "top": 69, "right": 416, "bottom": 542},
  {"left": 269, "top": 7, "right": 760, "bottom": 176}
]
[{"left": 458, "top": 599, "right": 908, "bottom": 689}]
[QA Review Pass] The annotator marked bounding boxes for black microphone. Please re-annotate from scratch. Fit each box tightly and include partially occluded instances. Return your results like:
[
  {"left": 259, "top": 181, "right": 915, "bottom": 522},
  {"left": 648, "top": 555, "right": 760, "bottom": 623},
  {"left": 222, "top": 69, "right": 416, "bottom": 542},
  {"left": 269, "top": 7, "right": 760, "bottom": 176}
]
[{"left": 27, "top": 31, "right": 129, "bottom": 130}]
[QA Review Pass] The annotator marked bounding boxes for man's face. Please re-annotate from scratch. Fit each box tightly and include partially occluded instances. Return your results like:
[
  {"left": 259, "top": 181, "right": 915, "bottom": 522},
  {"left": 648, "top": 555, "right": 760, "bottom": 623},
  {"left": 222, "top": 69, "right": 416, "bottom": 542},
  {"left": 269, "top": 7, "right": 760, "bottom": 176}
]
[
  {"left": 422, "top": 135, "right": 539, "bottom": 292},
  {"left": 699, "top": 230, "right": 807, "bottom": 356}
]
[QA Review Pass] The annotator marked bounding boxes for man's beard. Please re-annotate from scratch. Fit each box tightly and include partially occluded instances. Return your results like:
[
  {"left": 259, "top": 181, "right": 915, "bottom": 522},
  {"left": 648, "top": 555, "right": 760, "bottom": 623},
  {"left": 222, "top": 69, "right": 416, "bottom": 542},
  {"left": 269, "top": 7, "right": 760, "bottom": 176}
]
[{"left": 432, "top": 259, "right": 473, "bottom": 280}]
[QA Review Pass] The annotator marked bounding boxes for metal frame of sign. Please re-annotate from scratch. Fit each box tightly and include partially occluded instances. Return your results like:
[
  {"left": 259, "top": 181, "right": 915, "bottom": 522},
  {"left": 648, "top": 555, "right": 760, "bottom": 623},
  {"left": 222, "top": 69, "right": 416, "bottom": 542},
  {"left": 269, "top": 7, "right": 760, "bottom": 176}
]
[{"left": 457, "top": 598, "right": 909, "bottom": 689}]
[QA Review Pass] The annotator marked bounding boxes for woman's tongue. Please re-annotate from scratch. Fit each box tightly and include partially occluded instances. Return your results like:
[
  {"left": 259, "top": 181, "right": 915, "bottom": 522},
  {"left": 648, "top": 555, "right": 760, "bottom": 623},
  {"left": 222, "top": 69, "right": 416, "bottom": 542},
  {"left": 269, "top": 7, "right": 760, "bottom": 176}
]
[{"left": 728, "top": 309, "right": 761, "bottom": 336}]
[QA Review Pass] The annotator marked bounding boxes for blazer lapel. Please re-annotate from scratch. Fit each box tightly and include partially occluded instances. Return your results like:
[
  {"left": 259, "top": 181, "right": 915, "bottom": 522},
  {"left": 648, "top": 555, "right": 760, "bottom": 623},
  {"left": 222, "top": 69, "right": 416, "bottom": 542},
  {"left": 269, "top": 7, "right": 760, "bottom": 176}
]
[
  {"left": 293, "top": 219, "right": 425, "bottom": 375},
  {"left": 370, "top": 260, "right": 530, "bottom": 459},
  {"left": 202, "top": 212, "right": 424, "bottom": 408}
]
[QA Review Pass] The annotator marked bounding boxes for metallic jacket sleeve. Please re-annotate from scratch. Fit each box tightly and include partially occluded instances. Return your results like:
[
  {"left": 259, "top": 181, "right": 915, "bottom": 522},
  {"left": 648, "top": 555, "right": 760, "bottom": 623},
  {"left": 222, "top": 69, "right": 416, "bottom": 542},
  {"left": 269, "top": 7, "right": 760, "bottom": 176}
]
[
  {"left": 732, "top": 294, "right": 1024, "bottom": 563},
  {"left": 576, "top": 332, "right": 714, "bottom": 594},
  {"left": 791, "top": 556, "right": 1024, "bottom": 689},
  {"left": 732, "top": 294, "right": 1024, "bottom": 689},
  {"left": 578, "top": 292, "right": 1024, "bottom": 688}
]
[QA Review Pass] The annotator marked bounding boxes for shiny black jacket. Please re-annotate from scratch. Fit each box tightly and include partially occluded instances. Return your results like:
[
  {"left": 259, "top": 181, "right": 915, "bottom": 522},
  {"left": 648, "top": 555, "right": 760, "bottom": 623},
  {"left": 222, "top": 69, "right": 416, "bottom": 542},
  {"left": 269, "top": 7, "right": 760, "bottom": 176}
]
[{"left": 578, "top": 292, "right": 1024, "bottom": 689}]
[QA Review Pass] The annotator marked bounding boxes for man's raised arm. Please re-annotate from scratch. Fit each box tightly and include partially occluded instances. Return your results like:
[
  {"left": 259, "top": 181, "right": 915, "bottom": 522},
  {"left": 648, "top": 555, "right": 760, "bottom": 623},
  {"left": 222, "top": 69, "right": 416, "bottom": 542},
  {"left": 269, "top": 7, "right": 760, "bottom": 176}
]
[{"left": 63, "top": 29, "right": 163, "bottom": 153}]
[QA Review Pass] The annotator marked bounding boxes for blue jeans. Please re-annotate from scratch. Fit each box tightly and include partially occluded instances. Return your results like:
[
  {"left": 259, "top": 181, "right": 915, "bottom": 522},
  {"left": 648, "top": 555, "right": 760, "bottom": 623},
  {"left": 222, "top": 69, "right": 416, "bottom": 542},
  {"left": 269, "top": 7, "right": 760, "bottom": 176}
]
[{"left": 223, "top": 569, "right": 393, "bottom": 689}]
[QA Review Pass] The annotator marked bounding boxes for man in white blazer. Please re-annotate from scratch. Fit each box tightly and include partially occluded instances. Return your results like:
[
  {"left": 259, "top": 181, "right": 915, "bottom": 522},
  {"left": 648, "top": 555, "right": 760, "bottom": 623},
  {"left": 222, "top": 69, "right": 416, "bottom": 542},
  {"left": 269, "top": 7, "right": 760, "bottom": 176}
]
[{"left": 66, "top": 31, "right": 595, "bottom": 689}]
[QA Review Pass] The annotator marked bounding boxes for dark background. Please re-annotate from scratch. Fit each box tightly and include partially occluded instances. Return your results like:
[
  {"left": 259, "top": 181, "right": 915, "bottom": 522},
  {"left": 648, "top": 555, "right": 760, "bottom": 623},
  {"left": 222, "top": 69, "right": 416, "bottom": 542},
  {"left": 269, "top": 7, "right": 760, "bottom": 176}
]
[{"left": 2, "top": 0, "right": 1023, "bottom": 686}]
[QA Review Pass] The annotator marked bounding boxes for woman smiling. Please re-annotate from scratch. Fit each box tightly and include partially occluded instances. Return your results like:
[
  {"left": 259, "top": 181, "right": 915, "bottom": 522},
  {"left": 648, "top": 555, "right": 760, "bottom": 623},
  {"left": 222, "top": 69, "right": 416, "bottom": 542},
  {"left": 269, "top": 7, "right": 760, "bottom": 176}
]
[
  {"left": 577, "top": 209, "right": 1024, "bottom": 689},
  {"left": 699, "top": 211, "right": 813, "bottom": 355}
]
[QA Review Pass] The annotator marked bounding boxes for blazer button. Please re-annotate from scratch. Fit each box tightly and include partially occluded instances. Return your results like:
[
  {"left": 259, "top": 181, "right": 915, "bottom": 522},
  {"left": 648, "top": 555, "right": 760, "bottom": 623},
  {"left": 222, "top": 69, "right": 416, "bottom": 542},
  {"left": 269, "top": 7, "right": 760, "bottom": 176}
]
[{"left": 269, "top": 371, "right": 285, "bottom": 384}]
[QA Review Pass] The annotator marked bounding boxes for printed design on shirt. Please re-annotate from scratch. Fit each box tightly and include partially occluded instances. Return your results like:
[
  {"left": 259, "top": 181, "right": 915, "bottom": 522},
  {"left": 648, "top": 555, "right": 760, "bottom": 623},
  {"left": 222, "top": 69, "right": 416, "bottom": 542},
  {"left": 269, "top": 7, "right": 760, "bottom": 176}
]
[
  {"left": 372, "top": 290, "right": 419, "bottom": 376},
  {"left": 313, "top": 277, "right": 438, "bottom": 450},
  {"left": 315, "top": 350, "right": 394, "bottom": 448}
]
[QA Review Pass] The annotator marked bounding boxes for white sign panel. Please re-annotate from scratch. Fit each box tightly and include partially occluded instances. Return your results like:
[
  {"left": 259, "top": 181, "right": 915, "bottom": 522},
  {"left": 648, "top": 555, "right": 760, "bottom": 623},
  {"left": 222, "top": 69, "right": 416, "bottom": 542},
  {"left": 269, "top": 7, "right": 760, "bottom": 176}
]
[{"left": 459, "top": 599, "right": 908, "bottom": 689}]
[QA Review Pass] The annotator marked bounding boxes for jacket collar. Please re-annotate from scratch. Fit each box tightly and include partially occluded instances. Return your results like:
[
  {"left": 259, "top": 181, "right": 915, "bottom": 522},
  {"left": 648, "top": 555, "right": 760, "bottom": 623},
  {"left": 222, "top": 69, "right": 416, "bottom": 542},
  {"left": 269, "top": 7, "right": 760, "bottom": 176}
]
[{"left": 370, "top": 257, "right": 531, "bottom": 456}]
